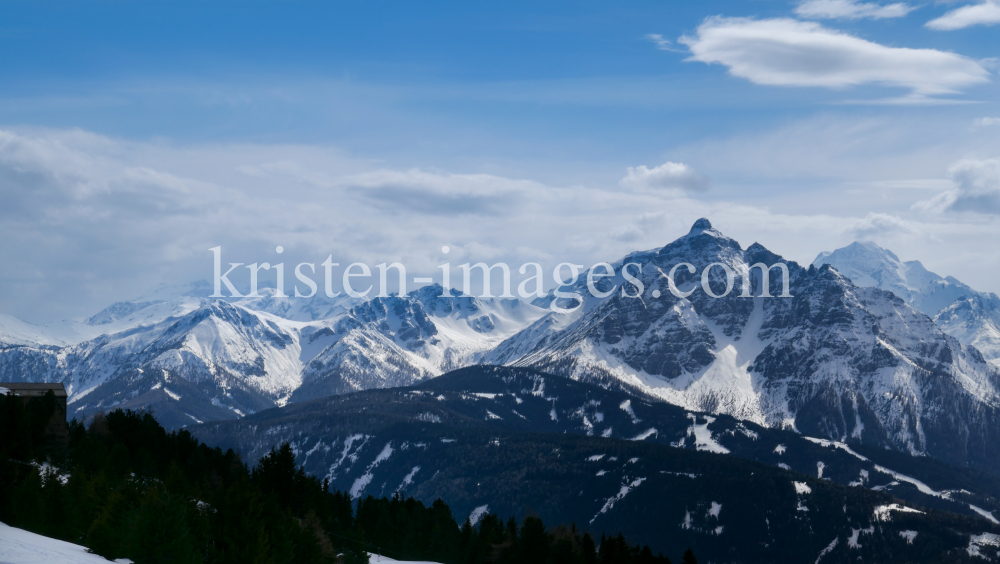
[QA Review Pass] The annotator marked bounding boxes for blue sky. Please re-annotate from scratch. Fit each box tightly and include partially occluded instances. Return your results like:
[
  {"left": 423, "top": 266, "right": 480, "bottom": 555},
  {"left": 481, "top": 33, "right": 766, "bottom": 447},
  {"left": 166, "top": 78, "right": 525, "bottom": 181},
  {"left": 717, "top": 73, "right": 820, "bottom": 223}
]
[{"left": 2, "top": 0, "right": 1000, "bottom": 321}]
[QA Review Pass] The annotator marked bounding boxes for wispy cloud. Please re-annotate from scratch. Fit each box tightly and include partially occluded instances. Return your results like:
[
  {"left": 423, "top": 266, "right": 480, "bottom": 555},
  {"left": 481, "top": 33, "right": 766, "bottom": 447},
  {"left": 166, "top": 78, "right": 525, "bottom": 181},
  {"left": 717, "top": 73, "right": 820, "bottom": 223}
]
[
  {"left": 927, "top": 1, "right": 1000, "bottom": 30},
  {"left": 975, "top": 117, "right": 1000, "bottom": 127},
  {"left": 645, "top": 33, "right": 686, "bottom": 53},
  {"left": 343, "top": 169, "right": 535, "bottom": 216},
  {"left": 679, "top": 17, "right": 990, "bottom": 101},
  {"left": 795, "top": 0, "right": 915, "bottom": 20}
]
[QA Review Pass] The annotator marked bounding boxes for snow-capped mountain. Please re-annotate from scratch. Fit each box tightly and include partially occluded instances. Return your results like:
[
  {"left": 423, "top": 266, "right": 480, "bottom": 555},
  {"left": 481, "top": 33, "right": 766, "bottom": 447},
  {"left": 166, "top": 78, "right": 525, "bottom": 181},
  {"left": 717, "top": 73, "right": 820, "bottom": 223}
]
[
  {"left": 811, "top": 242, "right": 965, "bottom": 315},
  {"left": 0, "top": 280, "right": 215, "bottom": 349},
  {"left": 934, "top": 295, "right": 1000, "bottom": 364},
  {"left": 0, "top": 284, "right": 547, "bottom": 428},
  {"left": 0, "top": 301, "right": 309, "bottom": 427},
  {"left": 294, "top": 285, "right": 548, "bottom": 401},
  {"left": 487, "top": 220, "right": 1000, "bottom": 473},
  {"left": 0, "top": 314, "right": 70, "bottom": 347},
  {"left": 814, "top": 241, "right": 1000, "bottom": 364},
  {"left": 0, "top": 280, "right": 359, "bottom": 350},
  {"left": 4, "top": 219, "right": 1000, "bottom": 473}
]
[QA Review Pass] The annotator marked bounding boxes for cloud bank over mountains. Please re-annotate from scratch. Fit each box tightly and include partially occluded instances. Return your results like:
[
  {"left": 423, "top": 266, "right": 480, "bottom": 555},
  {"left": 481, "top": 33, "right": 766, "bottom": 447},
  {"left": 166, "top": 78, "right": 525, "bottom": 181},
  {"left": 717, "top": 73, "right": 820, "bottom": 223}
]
[{"left": 3, "top": 123, "right": 1000, "bottom": 324}]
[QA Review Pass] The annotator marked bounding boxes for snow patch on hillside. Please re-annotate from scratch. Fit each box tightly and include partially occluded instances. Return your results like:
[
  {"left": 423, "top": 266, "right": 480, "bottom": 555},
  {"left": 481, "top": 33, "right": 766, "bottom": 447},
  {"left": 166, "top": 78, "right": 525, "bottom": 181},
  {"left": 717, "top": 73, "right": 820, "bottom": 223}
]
[
  {"left": 349, "top": 442, "right": 395, "bottom": 499},
  {"left": 805, "top": 436, "right": 999, "bottom": 524},
  {"left": 396, "top": 466, "right": 421, "bottom": 494},
  {"left": 629, "top": 428, "right": 658, "bottom": 441},
  {"left": 968, "top": 533, "right": 1000, "bottom": 559},
  {"left": 620, "top": 400, "right": 640, "bottom": 424},
  {"left": 874, "top": 504, "right": 924, "bottom": 522},
  {"left": 591, "top": 477, "right": 646, "bottom": 524},
  {"left": 687, "top": 415, "right": 730, "bottom": 454},
  {"left": 469, "top": 505, "right": 489, "bottom": 527},
  {"left": 0, "top": 521, "right": 134, "bottom": 564}
]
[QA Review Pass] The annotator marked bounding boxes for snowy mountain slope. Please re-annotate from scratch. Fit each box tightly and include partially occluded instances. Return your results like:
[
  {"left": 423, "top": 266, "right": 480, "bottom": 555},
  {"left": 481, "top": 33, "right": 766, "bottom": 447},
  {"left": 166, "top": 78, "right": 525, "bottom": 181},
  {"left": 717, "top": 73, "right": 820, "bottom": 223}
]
[
  {"left": 80, "top": 280, "right": 359, "bottom": 336},
  {"left": 0, "top": 301, "right": 314, "bottom": 428},
  {"left": 487, "top": 220, "right": 1000, "bottom": 473},
  {"left": 813, "top": 241, "right": 1000, "bottom": 365},
  {"left": 0, "top": 314, "right": 70, "bottom": 347},
  {"left": 937, "top": 296, "right": 1000, "bottom": 365},
  {"left": 193, "top": 367, "right": 1000, "bottom": 562},
  {"left": 0, "top": 284, "right": 547, "bottom": 428},
  {"left": 294, "top": 285, "right": 549, "bottom": 401},
  {"left": 0, "top": 280, "right": 214, "bottom": 349},
  {"left": 79, "top": 297, "right": 210, "bottom": 337},
  {"left": 85, "top": 300, "right": 167, "bottom": 326},
  {"left": 230, "top": 288, "right": 363, "bottom": 322},
  {"left": 811, "top": 242, "right": 953, "bottom": 311},
  {"left": 138, "top": 278, "right": 363, "bottom": 322},
  {"left": 0, "top": 280, "right": 351, "bottom": 352}
]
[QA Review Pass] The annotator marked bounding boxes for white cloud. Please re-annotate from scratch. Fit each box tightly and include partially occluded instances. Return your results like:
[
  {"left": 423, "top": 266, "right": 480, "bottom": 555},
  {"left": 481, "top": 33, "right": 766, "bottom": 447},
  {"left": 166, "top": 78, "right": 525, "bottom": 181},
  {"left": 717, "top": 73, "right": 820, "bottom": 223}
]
[
  {"left": 608, "top": 223, "right": 644, "bottom": 242},
  {"left": 342, "top": 169, "right": 538, "bottom": 216},
  {"left": 927, "top": 1, "right": 1000, "bottom": 30},
  {"left": 795, "top": 0, "right": 915, "bottom": 20},
  {"left": 645, "top": 33, "right": 685, "bottom": 53},
  {"left": 620, "top": 162, "right": 711, "bottom": 192},
  {"left": 679, "top": 17, "right": 990, "bottom": 99},
  {"left": 913, "top": 158, "right": 1000, "bottom": 214},
  {"left": 975, "top": 117, "right": 1000, "bottom": 127},
  {"left": 846, "top": 212, "right": 919, "bottom": 238}
]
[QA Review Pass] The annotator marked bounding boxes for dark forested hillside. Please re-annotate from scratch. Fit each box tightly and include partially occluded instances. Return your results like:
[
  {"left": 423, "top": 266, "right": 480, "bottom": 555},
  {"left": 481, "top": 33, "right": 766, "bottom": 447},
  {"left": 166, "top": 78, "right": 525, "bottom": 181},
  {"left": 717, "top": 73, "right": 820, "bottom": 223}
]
[
  {"left": 193, "top": 366, "right": 1000, "bottom": 563},
  {"left": 0, "top": 392, "right": 679, "bottom": 564}
]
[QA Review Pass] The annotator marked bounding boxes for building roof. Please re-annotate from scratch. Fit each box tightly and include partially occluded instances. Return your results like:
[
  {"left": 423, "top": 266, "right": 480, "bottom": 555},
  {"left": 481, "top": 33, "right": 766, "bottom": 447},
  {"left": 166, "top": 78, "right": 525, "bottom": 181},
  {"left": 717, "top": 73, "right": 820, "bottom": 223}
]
[{"left": 0, "top": 382, "right": 68, "bottom": 398}]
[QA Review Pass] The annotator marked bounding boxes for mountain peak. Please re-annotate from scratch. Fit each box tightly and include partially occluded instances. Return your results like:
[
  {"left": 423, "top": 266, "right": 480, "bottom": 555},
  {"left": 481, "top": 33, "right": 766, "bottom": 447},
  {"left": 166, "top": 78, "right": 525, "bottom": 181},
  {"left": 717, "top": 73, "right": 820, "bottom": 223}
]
[
  {"left": 690, "top": 218, "right": 712, "bottom": 232},
  {"left": 848, "top": 241, "right": 901, "bottom": 262},
  {"left": 813, "top": 241, "right": 899, "bottom": 272},
  {"left": 409, "top": 283, "right": 469, "bottom": 305}
]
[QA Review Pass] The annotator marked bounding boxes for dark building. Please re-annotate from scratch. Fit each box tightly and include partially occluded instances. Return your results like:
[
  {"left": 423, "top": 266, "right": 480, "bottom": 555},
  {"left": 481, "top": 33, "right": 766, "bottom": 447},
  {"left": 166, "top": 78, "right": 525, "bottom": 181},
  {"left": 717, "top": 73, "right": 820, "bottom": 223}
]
[
  {"left": 1, "top": 382, "right": 70, "bottom": 446},
  {"left": 0, "top": 382, "right": 68, "bottom": 411}
]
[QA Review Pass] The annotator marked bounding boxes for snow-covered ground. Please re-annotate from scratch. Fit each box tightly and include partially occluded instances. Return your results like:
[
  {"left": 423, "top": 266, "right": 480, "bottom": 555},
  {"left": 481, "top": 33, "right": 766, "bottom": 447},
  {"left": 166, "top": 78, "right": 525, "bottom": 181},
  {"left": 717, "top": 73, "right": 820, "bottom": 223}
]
[
  {"left": 0, "top": 522, "right": 443, "bottom": 564},
  {"left": 367, "top": 554, "right": 442, "bottom": 564},
  {"left": 0, "top": 521, "right": 132, "bottom": 564}
]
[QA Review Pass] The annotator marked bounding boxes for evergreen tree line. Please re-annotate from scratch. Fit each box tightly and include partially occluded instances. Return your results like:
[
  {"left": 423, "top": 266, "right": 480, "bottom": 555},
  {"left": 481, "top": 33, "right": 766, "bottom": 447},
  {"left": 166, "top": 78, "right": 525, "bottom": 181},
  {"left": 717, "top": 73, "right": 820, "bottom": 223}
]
[
  {"left": 454, "top": 512, "right": 696, "bottom": 564},
  {"left": 0, "top": 393, "right": 699, "bottom": 564}
]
